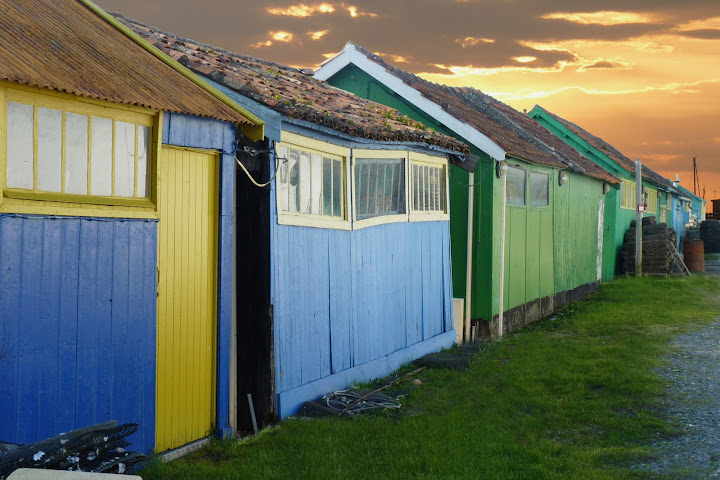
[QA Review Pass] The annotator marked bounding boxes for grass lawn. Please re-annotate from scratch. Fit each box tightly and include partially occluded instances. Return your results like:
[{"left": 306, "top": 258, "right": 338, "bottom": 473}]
[{"left": 141, "top": 275, "right": 720, "bottom": 479}]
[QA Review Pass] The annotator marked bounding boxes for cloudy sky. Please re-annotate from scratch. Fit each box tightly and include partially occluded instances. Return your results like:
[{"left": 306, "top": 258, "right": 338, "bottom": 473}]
[{"left": 97, "top": 0, "right": 720, "bottom": 204}]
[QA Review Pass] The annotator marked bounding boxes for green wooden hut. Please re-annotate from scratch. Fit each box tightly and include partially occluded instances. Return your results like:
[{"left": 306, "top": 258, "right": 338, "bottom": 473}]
[
  {"left": 315, "top": 42, "right": 620, "bottom": 338},
  {"left": 529, "top": 106, "right": 675, "bottom": 276}
]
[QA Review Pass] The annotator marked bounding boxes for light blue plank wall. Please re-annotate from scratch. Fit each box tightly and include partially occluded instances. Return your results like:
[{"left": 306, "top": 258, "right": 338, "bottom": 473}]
[
  {"left": 269, "top": 145, "right": 455, "bottom": 416},
  {"left": 0, "top": 215, "right": 157, "bottom": 452},
  {"left": 162, "top": 112, "right": 237, "bottom": 436}
]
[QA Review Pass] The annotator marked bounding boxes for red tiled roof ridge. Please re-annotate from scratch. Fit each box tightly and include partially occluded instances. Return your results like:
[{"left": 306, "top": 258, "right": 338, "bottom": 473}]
[{"left": 114, "top": 16, "right": 469, "bottom": 154}]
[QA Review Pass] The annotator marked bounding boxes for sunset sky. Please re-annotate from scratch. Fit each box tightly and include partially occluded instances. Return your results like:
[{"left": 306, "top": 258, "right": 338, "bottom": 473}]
[{"left": 96, "top": 0, "right": 720, "bottom": 207}]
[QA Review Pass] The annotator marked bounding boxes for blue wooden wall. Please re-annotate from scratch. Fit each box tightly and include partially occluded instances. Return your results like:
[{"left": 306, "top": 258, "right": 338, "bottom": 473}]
[
  {"left": 671, "top": 196, "right": 686, "bottom": 248},
  {"left": 162, "top": 112, "right": 237, "bottom": 436},
  {"left": 271, "top": 190, "right": 454, "bottom": 417},
  {"left": 0, "top": 112, "right": 236, "bottom": 455},
  {"left": 0, "top": 214, "right": 157, "bottom": 452}
]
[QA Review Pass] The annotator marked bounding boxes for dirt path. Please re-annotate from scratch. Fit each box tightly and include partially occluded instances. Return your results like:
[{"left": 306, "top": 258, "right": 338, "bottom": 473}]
[{"left": 635, "top": 321, "right": 720, "bottom": 478}]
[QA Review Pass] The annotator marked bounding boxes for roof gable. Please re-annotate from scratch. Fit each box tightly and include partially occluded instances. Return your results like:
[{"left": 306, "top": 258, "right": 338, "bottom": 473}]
[
  {"left": 117, "top": 17, "right": 469, "bottom": 155},
  {"left": 315, "top": 43, "right": 504, "bottom": 160},
  {"left": 0, "top": 0, "right": 261, "bottom": 132},
  {"left": 316, "top": 42, "right": 618, "bottom": 183}
]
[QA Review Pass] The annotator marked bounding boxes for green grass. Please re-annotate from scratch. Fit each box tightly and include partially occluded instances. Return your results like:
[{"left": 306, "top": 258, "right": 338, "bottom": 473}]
[{"left": 140, "top": 276, "right": 720, "bottom": 480}]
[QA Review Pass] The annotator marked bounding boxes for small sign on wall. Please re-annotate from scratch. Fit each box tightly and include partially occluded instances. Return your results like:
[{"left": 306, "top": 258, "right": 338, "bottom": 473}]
[{"left": 638, "top": 205, "right": 645, "bottom": 212}]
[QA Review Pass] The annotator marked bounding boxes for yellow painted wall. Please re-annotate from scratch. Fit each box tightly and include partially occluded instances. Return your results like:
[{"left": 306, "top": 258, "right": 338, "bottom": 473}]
[{"left": 156, "top": 146, "right": 218, "bottom": 452}]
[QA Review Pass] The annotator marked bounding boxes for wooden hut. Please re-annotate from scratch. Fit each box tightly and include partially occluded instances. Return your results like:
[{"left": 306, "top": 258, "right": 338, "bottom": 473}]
[
  {"left": 529, "top": 106, "right": 675, "bottom": 275},
  {"left": 122, "top": 18, "right": 470, "bottom": 421},
  {"left": 315, "top": 42, "right": 619, "bottom": 339},
  {"left": 0, "top": 0, "right": 264, "bottom": 454}
]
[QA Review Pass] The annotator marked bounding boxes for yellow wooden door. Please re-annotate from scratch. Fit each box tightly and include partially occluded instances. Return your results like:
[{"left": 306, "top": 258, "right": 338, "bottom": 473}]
[{"left": 156, "top": 146, "right": 218, "bottom": 452}]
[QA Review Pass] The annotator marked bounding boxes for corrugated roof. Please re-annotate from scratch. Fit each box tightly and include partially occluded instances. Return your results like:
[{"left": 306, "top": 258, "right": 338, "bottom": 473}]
[
  {"left": 534, "top": 106, "right": 672, "bottom": 188},
  {"left": 323, "top": 43, "right": 617, "bottom": 183},
  {"left": 116, "top": 15, "right": 469, "bottom": 154},
  {"left": 456, "top": 88, "right": 619, "bottom": 184},
  {"left": 0, "top": 0, "right": 257, "bottom": 125}
]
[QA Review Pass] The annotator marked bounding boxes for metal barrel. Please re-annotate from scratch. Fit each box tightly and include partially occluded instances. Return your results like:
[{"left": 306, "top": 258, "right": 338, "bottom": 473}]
[{"left": 683, "top": 239, "right": 706, "bottom": 272}]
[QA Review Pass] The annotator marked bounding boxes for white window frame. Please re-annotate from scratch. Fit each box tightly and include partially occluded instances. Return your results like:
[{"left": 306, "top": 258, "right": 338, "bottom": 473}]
[
  {"left": 275, "top": 133, "right": 451, "bottom": 230},
  {"left": 352, "top": 149, "right": 409, "bottom": 229},
  {"left": 275, "top": 131, "right": 351, "bottom": 230},
  {"left": 409, "top": 152, "right": 449, "bottom": 222}
]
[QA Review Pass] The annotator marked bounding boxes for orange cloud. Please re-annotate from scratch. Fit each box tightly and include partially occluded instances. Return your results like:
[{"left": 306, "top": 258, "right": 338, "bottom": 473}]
[
  {"left": 455, "top": 36, "right": 495, "bottom": 48},
  {"left": 541, "top": 11, "right": 660, "bottom": 26},
  {"left": 251, "top": 40, "right": 273, "bottom": 48},
  {"left": 308, "top": 30, "right": 328, "bottom": 40},
  {"left": 272, "top": 31, "right": 294, "bottom": 42},
  {"left": 267, "top": 3, "right": 334, "bottom": 17},
  {"left": 347, "top": 5, "right": 377, "bottom": 18},
  {"left": 251, "top": 30, "right": 295, "bottom": 48},
  {"left": 486, "top": 79, "right": 720, "bottom": 102},
  {"left": 642, "top": 153, "right": 682, "bottom": 165},
  {"left": 675, "top": 17, "right": 720, "bottom": 31}
]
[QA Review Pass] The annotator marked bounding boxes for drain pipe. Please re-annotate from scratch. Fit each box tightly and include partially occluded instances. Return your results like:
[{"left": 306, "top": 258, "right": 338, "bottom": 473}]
[
  {"left": 464, "top": 171, "right": 474, "bottom": 344},
  {"left": 497, "top": 160, "right": 508, "bottom": 338}
]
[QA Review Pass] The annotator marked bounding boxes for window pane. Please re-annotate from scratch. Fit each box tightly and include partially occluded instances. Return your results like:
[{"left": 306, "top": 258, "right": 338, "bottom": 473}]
[
  {"left": 37, "top": 107, "right": 62, "bottom": 192},
  {"left": 322, "top": 157, "right": 332, "bottom": 215},
  {"left": 276, "top": 145, "right": 288, "bottom": 212},
  {"left": 136, "top": 125, "right": 150, "bottom": 198},
  {"left": 91, "top": 116, "right": 112, "bottom": 196},
  {"left": 6, "top": 101, "right": 34, "bottom": 189},
  {"left": 354, "top": 158, "right": 405, "bottom": 220},
  {"left": 310, "top": 154, "right": 322, "bottom": 214},
  {"left": 413, "top": 164, "right": 419, "bottom": 211},
  {"left": 506, "top": 165, "right": 526, "bottom": 205},
  {"left": 287, "top": 149, "right": 299, "bottom": 212},
  {"left": 332, "top": 159, "right": 342, "bottom": 217},
  {"left": 440, "top": 167, "right": 446, "bottom": 212},
  {"left": 423, "top": 166, "right": 430, "bottom": 211},
  {"left": 114, "top": 121, "right": 136, "bottom": 197},
  {"left": 299, "top": 151, "right": 311, "bottom": 214},
  {"left": 529, "top": 171, "right": 549, "bottom": 206},
  {"left": 65, "top": 112, "right": 89, "bottom": 195}
]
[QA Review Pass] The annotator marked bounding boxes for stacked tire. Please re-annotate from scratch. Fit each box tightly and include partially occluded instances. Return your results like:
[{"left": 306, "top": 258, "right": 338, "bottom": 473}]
[
  {"left": 700, "top": 220, "right": 720, "bottom": 253},
  {"left": 623, "top": 217, "right": 677, "bottom": 274}
]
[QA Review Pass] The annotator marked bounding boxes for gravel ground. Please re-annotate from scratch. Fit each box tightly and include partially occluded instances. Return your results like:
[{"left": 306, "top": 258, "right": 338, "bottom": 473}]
[{"left": 636, "top": 321, "right": 720, "bottom": 478}]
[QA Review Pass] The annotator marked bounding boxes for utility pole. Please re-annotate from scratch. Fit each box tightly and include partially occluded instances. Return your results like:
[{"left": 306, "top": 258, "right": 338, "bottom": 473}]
[
  {"left": 635, "top": 159, "right": 643, "bottom": 276},
  {"left": 693, "top": 156, "right": 699, "bottom": 196}
]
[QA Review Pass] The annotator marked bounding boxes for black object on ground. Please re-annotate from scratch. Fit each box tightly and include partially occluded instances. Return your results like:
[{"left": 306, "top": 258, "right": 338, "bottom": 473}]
[
  {"left": 700, "top": 220, "right": 720, "bottom": 253},
  {"left": 416, "top": 341, "right": 484, "bottom": 370},
  {"left": 0, "top": 421, "right": 144, "bottom": 479}
]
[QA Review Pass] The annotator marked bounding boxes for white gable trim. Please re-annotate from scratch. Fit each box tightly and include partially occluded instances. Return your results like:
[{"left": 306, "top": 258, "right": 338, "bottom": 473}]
[{"left": 315, "top": 43, "right": 506, "bottom": 161}]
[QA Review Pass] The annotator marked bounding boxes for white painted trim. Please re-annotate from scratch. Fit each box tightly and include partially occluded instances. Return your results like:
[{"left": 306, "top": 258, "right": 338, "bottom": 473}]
[{"left": 314, "top": 43, "right": 506, "bottom": 161}]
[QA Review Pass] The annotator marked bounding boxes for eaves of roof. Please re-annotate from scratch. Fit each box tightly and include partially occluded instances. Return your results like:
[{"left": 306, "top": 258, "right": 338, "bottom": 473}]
[{"left": 117, "top": 16, "right": 469, "bottom": 156}]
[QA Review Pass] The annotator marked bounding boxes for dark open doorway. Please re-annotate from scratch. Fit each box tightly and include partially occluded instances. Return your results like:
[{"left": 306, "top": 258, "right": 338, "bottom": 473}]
[{"left": 235, "top": 136, "right": 274, "bottom": 431}]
